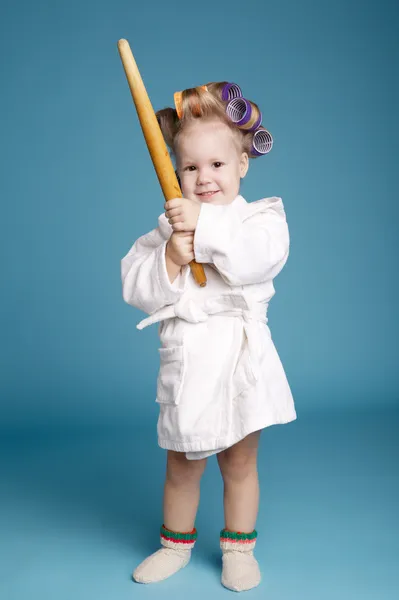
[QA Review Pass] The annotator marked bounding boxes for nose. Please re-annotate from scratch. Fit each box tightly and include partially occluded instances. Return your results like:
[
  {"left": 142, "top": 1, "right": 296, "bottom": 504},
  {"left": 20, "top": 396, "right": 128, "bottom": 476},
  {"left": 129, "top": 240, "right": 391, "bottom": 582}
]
[{"left": 196, "top": 168, "right": 211, "bottom": 185}]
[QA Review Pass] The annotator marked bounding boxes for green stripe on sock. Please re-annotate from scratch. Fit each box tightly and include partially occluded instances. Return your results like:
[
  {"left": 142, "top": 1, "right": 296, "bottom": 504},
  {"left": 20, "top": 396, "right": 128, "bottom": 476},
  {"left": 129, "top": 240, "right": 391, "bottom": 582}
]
[
  {"left": 220, "top": 528, "right": 257, "bottom": 541},
  {"left": 160, "top": 525, "right": 198, "bottom": 541}
]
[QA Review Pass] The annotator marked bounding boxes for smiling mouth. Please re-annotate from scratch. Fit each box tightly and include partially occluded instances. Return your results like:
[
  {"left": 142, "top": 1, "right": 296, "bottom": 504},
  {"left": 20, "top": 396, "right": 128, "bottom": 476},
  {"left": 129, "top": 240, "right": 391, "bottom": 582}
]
[{"left": 197, "top": 191, "right": 220, "bottom": 198}]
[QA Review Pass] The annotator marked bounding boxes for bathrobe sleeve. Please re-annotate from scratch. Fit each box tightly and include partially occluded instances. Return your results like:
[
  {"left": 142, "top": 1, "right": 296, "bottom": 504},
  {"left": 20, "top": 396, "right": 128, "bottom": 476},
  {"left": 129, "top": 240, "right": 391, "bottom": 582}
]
[
  {"left": 121, "top": 227, "right": 190, "bottom": 314},
  {"left": 193, "top": 197, "right": 290, "bottom": 286}
]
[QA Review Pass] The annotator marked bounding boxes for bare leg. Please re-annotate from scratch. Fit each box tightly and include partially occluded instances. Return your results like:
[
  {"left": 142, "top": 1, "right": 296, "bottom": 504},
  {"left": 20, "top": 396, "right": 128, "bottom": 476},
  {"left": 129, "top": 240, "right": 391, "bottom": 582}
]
[
  {"left": 217, "top": 430, "right": 262, "bottom": 592},
  {"left": 133, "top": 451, "right": 206, "bottom": 584},
  {"left": 163, "top": 450, "right": 207, "bottom": 531},
  {"left": 217, "top": 430, "right": 261, "bottom": 532}
]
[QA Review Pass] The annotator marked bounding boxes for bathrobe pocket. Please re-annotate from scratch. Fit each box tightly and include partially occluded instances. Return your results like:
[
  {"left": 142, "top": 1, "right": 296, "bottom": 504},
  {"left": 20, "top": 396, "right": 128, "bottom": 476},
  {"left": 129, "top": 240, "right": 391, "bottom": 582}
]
[{"left": 156, "top": 346, "right": 185, "bottom": 405}]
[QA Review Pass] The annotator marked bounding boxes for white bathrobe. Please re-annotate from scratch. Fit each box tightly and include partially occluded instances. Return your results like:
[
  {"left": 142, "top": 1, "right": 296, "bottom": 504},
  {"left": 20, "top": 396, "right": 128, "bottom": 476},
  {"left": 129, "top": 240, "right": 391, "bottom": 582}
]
[{"left": 121, "top": 194, "right": 297, "bottom": 460}]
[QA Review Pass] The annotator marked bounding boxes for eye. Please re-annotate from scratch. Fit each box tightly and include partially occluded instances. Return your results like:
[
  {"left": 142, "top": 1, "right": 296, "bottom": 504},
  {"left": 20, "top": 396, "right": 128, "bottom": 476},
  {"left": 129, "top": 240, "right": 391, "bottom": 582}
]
[
  {"left": 185, "top": 165, "right": 196, "bottom": 171},
  {"left": 213, "top": 162, "right": 223, "bottom": 168}
]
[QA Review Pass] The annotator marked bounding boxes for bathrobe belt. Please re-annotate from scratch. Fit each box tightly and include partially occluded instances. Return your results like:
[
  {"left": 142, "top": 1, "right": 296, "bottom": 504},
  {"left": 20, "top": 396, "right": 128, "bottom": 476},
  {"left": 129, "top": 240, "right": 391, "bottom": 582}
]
[{"left": 136, "top": 294, "right": 269, "bottom": 383}]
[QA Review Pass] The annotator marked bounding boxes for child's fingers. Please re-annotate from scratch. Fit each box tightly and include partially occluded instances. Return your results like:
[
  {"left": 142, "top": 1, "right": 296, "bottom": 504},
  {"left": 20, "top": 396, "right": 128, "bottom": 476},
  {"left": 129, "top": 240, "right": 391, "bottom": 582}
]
[
  {"left": 169, "top": 215, "right": 184, "bottom": 225},
  {"left": 165, "top": 207, "right": 182, "bottom": 218},
  {"left": 173, "top": 231, "right": 193, "bottom": 238},
  {"left": 182, "top": 249, "right": 195, "bottom": 261},
  {"left": 177, "top": 240, "right": 194, "bottom": 253},
  {"left": 172, "top": 222, "right": 191, "bottom": 232},
  {"left": 182, "top": 238, "right": 194, "bottom": 249},
  {"left": 164, "top": 198, "right": 182, "bottom": 211}
]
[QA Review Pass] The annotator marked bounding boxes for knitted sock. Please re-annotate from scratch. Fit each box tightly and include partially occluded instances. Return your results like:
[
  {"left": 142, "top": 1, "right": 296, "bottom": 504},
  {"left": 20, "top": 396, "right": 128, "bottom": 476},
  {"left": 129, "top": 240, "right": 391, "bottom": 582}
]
[
  {"left": 220, "top": 528, "right": 261, "bottom": 592},
  {"left": 132, "top": 524, "right": 197, "bottom": 584}
]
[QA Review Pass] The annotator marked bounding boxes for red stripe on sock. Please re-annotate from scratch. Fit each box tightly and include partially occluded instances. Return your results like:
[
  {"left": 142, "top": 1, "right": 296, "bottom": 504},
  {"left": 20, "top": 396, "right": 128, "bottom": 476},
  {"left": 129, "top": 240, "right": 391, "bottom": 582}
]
[
  {"left": 220, "top": 537, "right": 255, "bottom": 544},
  {"left": 161, "top": 534, "right": 195, "bottom": 544}
]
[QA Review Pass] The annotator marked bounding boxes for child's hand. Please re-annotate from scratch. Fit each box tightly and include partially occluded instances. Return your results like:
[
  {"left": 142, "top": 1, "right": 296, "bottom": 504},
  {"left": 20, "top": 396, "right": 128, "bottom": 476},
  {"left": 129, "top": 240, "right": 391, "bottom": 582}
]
[
  {"left": 165, "top": 197, "right": 201, "bottom": 232},
  {"left": 166, "top": 231, "right": 195, "bottom": 267}
]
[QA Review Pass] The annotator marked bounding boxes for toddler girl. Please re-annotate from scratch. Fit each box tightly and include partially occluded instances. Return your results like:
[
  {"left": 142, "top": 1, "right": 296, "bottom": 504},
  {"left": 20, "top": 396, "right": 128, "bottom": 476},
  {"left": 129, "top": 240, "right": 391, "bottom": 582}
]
[{"left": 121, "top": 82, "right": 297, "bottom": 592}]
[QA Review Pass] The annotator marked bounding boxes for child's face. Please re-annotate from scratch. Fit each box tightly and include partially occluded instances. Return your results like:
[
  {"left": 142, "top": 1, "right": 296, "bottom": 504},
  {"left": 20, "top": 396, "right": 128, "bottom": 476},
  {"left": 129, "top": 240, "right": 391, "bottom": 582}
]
[{"left": 175, "top": 119, "right": 248, "bottom": 205}]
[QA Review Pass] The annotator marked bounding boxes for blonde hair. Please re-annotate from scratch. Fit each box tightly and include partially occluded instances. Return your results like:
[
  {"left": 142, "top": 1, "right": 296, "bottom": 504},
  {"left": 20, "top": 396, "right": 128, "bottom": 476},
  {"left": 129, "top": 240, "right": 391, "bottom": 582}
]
[{"left": 156, "top": 82, "right": 266, "bottom": 159}]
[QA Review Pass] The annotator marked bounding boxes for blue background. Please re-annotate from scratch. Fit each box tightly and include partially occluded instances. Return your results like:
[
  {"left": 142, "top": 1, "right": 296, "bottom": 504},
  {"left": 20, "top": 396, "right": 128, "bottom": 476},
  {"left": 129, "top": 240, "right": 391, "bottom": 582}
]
[{"left": 1, "top": 0, "right": 398, "bottom": 598}]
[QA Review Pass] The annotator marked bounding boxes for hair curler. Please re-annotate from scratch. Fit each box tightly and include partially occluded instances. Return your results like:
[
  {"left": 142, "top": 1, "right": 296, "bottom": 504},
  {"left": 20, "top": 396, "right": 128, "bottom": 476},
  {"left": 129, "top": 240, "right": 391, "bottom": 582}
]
[
  {"left": 226, "top": 97, "right": 262, "bottom": 131},
  {"left": 251, "top": 128, "right": 273, "bottom": 156}
]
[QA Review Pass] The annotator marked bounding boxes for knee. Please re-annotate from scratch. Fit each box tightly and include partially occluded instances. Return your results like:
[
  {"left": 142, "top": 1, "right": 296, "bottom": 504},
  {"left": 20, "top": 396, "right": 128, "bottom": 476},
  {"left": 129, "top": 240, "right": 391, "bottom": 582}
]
[
  {"left": 166, "top": 451, "right": 207, "bottom": 486},
  {"left": 218, "top": 449, "right": 257, "bottom": 483}
]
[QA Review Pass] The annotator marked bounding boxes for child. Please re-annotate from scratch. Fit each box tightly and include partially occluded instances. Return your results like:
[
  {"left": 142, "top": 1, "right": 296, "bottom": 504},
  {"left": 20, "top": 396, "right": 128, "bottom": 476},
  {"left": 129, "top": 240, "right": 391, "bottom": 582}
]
[{"left": 121, "top": 82, "right": 297, "bottom": 592}]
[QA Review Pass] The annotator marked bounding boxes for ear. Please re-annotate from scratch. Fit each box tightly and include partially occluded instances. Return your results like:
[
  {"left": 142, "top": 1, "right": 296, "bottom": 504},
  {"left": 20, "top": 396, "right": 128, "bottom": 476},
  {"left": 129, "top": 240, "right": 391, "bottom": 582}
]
[{"left": 239, "top": 152, "right": 249, "bottom": 178}]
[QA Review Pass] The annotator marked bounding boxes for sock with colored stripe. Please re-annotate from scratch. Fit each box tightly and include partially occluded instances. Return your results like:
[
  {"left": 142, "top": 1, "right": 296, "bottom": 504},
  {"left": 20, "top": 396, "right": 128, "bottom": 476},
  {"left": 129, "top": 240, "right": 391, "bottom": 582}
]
[
  {"left": 220, "top": 528, "right": 261, "bottom": 592},
  {"left": 132, "top": 524, "right": 197, "bottom": 584}
]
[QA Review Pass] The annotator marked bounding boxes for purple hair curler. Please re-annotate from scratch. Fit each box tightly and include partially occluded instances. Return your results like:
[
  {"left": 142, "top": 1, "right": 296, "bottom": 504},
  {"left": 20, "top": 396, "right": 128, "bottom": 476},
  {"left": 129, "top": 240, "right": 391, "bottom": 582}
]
[
  {"left": 251, "top": 128, "right": 273, "bottom": 156},
  {"left": 227, "top": 97, "right": 250, "bottom": 126},
  {"left": 221, "top": 82, "right": 243, "bottom": 102},
  {"left": 226, "top": 98, "right": 262, "bottom": 131}
]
